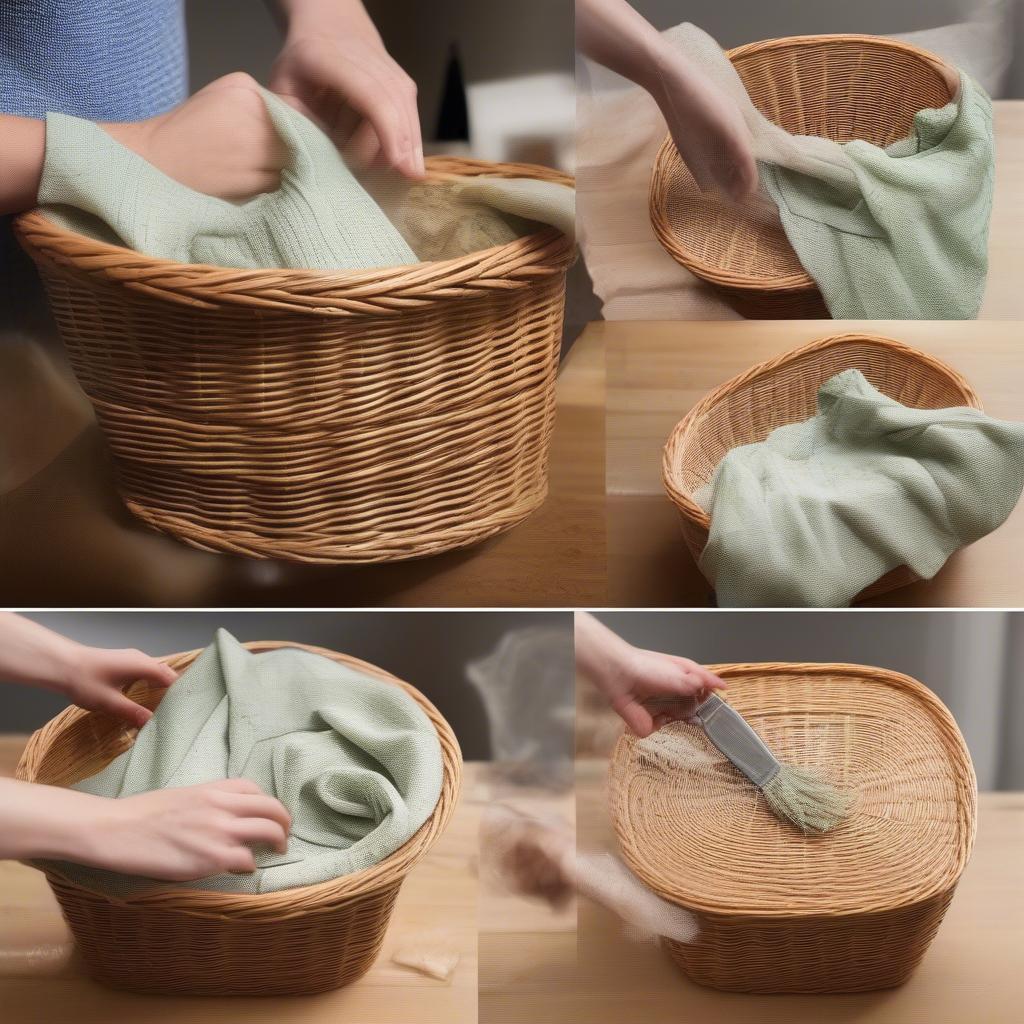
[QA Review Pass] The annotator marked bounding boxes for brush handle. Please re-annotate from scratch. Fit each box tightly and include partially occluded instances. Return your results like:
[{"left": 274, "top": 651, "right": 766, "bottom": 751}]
[{"left": 695, "top": 694, "right": 781, "bottom": 789}]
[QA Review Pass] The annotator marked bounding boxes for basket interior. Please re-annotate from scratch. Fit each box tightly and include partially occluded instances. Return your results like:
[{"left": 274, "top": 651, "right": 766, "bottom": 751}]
[
  {"left": 654, "top": 36, "right": 954, "bottom": 283},
  {"left": 609, "top": 664, "right": 975, "bottom": 917},
  {"left": 674, "top": 338, "right": 978, "bottom": 501}
]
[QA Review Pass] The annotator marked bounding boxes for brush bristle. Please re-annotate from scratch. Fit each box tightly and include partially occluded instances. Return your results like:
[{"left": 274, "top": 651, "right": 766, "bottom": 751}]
[{"left": 761, "top": 764, "right": 853, "bottom": 834}]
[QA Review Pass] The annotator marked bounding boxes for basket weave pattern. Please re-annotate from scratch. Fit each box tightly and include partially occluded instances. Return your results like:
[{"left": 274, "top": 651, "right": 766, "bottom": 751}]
[
  {"left": 15, "top": 158, "right": 574, "bottom": 562},
  {"left": 610, "top": 663, "right": 976, "bottom": 994},
  {"left": 649, "top": 35, "right": 953, "bottom": 318},
  {"left": 662, "top": 333, "right": 982, "bottom": 602},
  {"left": 16, "top": 641, "right": 462, "bottom": 996}
]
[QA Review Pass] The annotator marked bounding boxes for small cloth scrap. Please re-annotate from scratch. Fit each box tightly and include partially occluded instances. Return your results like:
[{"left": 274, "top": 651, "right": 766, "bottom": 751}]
[
  {"left": 42, "top": 629, "right": 444, "bottom": 894},
  {"left": 698, "top": 369, "right": 1024, "bottom": 607},
  {"left": 666, "top": 24, "right": 994, "bottom": 320}
]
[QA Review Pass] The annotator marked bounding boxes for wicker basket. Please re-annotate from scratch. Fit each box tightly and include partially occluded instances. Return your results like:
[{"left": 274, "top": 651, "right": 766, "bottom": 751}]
[
  {"left": 663, "top": 333, "right": 982, "bottom": 603},
  {"left": 610, "top": 662, "right": 976, "bottom": 994},
  {"left": 14, "top": 158, "right": 574, "bottom": 563},
  {"left": 649, "top": 35, "right": 954, "bottom": 318},
  {"left": 16, "top": 641, "right": 462, "bottom": 996}
]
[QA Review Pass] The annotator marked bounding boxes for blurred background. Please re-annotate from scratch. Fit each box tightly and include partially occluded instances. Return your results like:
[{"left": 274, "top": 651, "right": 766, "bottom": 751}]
[
  {"left": 590, "top": 611, "right": 1024, "bottom": 790},
  {"left": 582, "top": 0, "right": 1021, "bottom": 97},
  {"left": 0, "top": 611, "right": 574, "bottom": 765}
]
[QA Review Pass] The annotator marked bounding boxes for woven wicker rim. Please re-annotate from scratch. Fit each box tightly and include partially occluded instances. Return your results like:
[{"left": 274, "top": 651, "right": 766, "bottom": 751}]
[
  {"left": 610, "top": 662, "right": 977, "bottom": 919},
  {"left": 663, "top": 332, "right": 983, "bottom": 529},
  {"left": 16, "top": 640, "right": 463, "bottom": 922},
  {"left": 649, "top": 33, "right": 953, "bottom": 293},
  {"left": 13, "top": 157, "right": 575, "bottom": 316}
]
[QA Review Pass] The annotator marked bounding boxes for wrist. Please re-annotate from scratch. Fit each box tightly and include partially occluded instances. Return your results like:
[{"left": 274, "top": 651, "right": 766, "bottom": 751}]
[{"left": 282, "top": 0, "right": 375, "bottom": 42}]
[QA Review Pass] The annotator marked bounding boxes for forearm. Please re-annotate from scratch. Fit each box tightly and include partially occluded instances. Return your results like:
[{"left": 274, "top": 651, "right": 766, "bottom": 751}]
[
  {"left": 268, "top": 0, "right": 378, "bottom": 39},
  {"left": 576, "top": 0, "right": 667, "bottom": 93},
  {"left": 0, "top": 613, "right": 80, "bottom": 694},
  {"left": 0, "top": 778, "right": 105, "bottom": 862},
  {"left": 0, "top": 115, "right": 46, "bottom": 215}
]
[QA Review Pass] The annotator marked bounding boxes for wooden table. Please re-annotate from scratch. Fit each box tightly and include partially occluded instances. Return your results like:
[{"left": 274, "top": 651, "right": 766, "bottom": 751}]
[
  {"left": 984, "top": 103, "right": 1024, "bottom": 319},
  {"left": 603, "top": 319, "right": 1024, "bottom": 607},
  {"left": 569, "top": 758, "right": 1024, "bottom": 1024},
  {"left": 0, "top": 737, "right": 481, "bottom": 1024},
  {"left": 0, "top": 329, "right": 605, "bottom": 609}
]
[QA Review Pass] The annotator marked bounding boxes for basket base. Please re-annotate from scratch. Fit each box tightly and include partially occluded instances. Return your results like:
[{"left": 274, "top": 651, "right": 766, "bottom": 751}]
[{"left": 122, "top": 483, "right": 548, "bottom": 564}]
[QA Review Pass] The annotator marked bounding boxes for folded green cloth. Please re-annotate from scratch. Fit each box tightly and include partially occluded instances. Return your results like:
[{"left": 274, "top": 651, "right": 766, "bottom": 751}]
[
  {"left": 762, "top": 73, "right": 994, "bottom": 320},
  {"left": 38, "top": 88, "right": 418, "bottom": 270},
  {"left": 44, "top": 629, "right": 444, "bottom": 894},
  {"left": 698, "top": 369, "right": 1024, "bottom": 607}
]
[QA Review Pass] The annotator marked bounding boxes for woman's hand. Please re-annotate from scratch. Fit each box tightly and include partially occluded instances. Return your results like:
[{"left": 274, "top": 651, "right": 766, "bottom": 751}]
[
  {"left": 574, "top": 612, "right": 726, "bottom": 737},
  {"left": 0, "top": 778, "right": 291, "bottom": 881},
  {"left": 105, "top": 73, "right": 288, "bottom": 201},
  {"left": 269, "top": 0, "right": 424, "bottom": 178},
  {"left": 89, "top": 779, "right": 291, "bottom": 879},
  {"left": 0, "top": 613, "right": 176, "bottom": 727}
]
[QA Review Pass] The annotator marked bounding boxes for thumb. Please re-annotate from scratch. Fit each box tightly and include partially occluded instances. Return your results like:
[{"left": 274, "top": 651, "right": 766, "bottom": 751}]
[
  {"left": 112, "top": 649, "right": 178, "bottom": 688},
  {"left": 92, "top": 688, "right": 153, "bottom": 729},
  {"left": 611, "top": 695, "right": 655, "bottom": 739}
]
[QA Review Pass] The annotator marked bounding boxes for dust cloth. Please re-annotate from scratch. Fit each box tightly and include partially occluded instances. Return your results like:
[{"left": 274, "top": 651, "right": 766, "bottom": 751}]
[
  {"left": 37, "top": 87, "right": 574, "bottom": 269},
  {"left": 42, "top": 629, "right": 444, "bottom": 894},
  {"left": 698, "top": 369, "right": 1024, "bottom": 607}
]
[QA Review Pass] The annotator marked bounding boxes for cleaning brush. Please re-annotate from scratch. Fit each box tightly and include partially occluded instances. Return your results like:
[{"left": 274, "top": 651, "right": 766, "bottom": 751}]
[{"left": 667, "top": 693, "right": 854, "bottom": 834}]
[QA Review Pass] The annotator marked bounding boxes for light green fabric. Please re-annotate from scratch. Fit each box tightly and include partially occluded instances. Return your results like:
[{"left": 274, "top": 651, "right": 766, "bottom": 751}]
[
  {"left": 762, "top": 73, "right": 994, "bottom": 320},
  {"left": 698, "top": 369, "right": 1024, "bottom": 607},
  {"left": 44, "top": 629, "right": 444, "bottom": 894},
  {"left": 38, "top": 88, "right": 418, "bottom": 270}
]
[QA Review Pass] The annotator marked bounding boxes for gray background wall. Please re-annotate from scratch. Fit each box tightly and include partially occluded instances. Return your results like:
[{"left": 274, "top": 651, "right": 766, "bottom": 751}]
[
  {"left": 0, "top": 612, "right": 573, "bottom": 761},
  {"left": 622, "top": 0, "right": 1024, "bottom": 98},
  {"left": 596, "top": 611, "right": 1024, "bottom": 791}
]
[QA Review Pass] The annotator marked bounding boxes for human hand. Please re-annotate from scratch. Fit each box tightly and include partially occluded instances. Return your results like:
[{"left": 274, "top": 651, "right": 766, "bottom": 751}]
[
  {"left": 269, "top": 0, "right": 424, "bottom": 178},
  {"left": 104, "top": 73, "right": 289, "bottom": 201},
  {"left": 574, "top": 612, "right": 726, "bottom": 738},
  {"left": 605, "top": 648, "right": 727, "bottom": 738},
  {"left": 646, "top": 39, "right": 758, "bottom": 201},
  {"left": 59, "top": 644, "right": 178, "bottom": 728},
  {"left": 82, "top": 779, "right": 292, "bottom": 880}
]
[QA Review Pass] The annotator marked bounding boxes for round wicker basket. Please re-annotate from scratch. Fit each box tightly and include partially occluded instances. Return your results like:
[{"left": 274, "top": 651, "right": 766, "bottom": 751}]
[
  {"left": 14, "top": 158, "right": 575, "bottom": 563},
  {"left": 663, "top": 333, "right": 982, "bottom": 603},
  {"left": 649, "top": 34, "right": 954, "bottom": 318},
  {"left": 16, "top": 641, "right": 463, "bottom": 996},
  {"left": 609, "top": 662, "right": 976, "bottom": 994}
]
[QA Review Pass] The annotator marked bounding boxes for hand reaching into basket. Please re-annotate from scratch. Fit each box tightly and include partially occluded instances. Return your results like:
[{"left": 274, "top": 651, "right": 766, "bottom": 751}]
[
  {"left": 0, "top": 778, "right": 292, "bottom": 881},
  {"left": 575, "top": 612, "right": 726, "bottom": 738},
  {"left": 268, "top": 0, "right": 425, "bottom": 179},
  {"left": 576, "top": 0, "right": 757, "bottom": 200},
  {"left": 0, "top": 612, "right": 177, "bottom": 727}
]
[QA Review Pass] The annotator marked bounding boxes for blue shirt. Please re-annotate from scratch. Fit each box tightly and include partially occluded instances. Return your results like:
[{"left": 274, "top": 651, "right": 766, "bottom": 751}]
[{"left": 0, "top": 0, "right": 188, "bottom": 120}]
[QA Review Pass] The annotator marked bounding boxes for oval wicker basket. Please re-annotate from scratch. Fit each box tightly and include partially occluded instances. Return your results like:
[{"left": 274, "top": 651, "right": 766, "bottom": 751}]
[
  {"left": 663, "top": 333, "right": 982, "bottom": 603},
  {"left": 610, "top": 662, "right": 977, "bottom": 994},
  {"left": 649, "top": 34, "right": 954, "bottom": 318},
  {"left": 14, "top": 157, "right": 575, "bottom": 563},
  {"left": 15, "top": 640, "right": 463, "bottom": 996}
]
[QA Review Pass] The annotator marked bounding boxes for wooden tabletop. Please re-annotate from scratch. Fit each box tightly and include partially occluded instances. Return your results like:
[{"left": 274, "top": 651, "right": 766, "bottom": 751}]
[
  {"left": 569, "top": 758, "right": 1024, "bottom": 1024},
  {"left": 0, "top": 737, "right": 480, "bottom": 1024},
  {"left": 984, "top": 103, "right": 1024, "bottom": 319},
  {"left": 0, "top": 329, "right": 605, "bottom": 609},
  {"left": 602, "top": 319, "right": 1024, "bottom": 607}
]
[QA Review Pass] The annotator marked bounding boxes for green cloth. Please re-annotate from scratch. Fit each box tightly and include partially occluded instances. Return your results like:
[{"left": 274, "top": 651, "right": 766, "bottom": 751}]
[
  {"left": 762, "top": 73, "right": 994, "bottom": 320},
  {"left": 698, "top": 369, "right": 1024, "bottom": 607},
  {"left": 45, "top": 629, "right": 444, "bottom": 894},
  {"left": 38, "top": 88, "right": 418, "bottom": 270}
]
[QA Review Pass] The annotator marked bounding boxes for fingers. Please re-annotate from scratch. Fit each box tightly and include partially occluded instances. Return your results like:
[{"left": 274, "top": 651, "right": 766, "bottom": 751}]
[
  {"left": 221, "top": 847, "right": 258, "bottom": 874},
  {"left": 93, "top": 687, "right": 153, "bottom": 728},
  {"left": 670, "top": 656, "right": 727, "bottom": 693},
  {"left": 217, "top": 791, "right": 292, "bottom": 834},
  {"left": 229, "top": 817, "right": 289, "bottom": 855},
  {"left": 111, "top": 648, "right": 179, "bottom": 688},
  {"left": 611, "top": 694, "right": 655, "bottom": 739}
]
